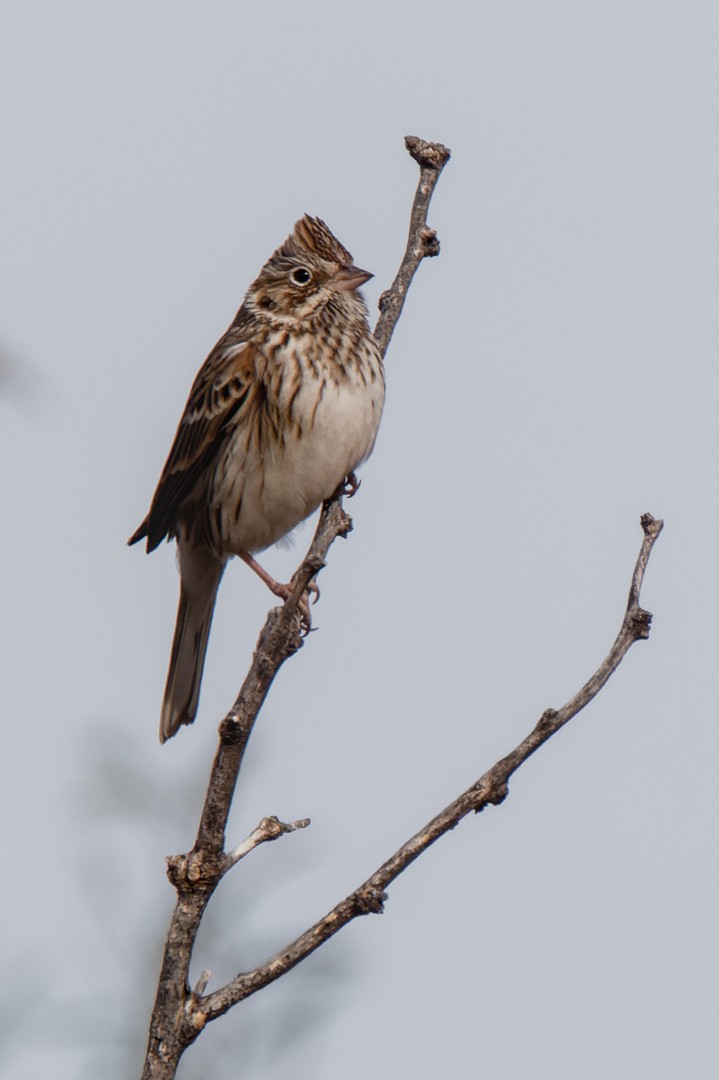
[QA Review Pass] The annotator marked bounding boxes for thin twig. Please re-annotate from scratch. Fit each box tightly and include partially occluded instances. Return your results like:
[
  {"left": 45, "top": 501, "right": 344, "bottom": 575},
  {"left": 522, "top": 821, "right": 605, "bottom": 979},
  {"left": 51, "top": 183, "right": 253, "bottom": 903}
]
[
  {"left": 192, "top": 971, "right": 212, "bottom": 998},
  {"left": 373, "top": 135, "right": 450, "bottom": 358},
  {"left": 195, "top": 514, "right": 663, "bottom": 1023},
  {"left": 224, "top": 816, "right": 310, "bottom": 870}
]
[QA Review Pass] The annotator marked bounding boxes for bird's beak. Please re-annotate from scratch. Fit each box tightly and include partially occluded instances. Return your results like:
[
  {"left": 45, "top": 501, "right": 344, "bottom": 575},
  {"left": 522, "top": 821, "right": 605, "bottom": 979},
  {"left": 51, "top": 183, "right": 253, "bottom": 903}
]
[{"left": 328, "top": 264, "right": 374, "bottom": 291}]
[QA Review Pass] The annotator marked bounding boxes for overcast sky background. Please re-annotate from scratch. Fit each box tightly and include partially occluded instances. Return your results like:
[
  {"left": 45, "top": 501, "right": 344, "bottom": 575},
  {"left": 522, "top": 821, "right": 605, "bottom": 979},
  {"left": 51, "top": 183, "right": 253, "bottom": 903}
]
[{"left": 2, "top": 2, "right": 717, "bottom": 1077}]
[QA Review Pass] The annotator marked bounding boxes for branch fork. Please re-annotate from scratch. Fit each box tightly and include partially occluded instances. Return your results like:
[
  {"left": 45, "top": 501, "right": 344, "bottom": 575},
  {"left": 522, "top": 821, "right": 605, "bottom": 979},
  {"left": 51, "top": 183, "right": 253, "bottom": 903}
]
[{"left": 157, "top": 511, "right": 664, "bottom": 1050}]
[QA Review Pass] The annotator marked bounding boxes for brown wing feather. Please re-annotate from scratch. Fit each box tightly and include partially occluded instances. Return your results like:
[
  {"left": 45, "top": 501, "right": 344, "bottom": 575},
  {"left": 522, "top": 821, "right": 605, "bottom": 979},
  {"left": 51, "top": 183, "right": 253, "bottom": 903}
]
[{"left": 129, "top": 329, "right": 255, "bottom": 552}]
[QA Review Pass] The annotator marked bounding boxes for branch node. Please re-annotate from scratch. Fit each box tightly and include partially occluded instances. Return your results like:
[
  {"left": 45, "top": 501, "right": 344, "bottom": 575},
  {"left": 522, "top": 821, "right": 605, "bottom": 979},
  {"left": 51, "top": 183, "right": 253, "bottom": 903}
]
[
  {"left": 185, "top": 997, "right": 208, "bottom": 1032},
  {"left": 487, "top": 782, "right": 509, "bottom": 807},
  {"left": 535, "top": 708, "right": 559, "bottom": 735},
  {"left": 474, "top": 778, "right": 509, "bottom": 811},
  {"left": 354, "top": 885, "right": 387, "bottom": 915},
  {"left": 378, "top": 289, "right": 392, "bottom": 313},
  {"left": 628, "top": 607, "right": 653, "bottom": 640},
  {"left": 420, "top": 227, "right": 440, "bottom": 257},
  {"left": 218, "top": 713, "right": 247, "bottom": 745},
  {"left": 338, "top": 509, "right": 353, "bottom": 538},
  {"left": 305, "top": 553, "right": 326, "bottom": 575},
  {"left": 166, "top": 850, "right": 223, "bottom": 893}
]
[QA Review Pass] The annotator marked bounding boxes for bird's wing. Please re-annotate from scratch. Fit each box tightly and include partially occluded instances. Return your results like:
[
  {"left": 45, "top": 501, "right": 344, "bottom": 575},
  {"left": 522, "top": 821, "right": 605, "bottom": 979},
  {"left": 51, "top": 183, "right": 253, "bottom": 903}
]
[{"left": 129, "top": 330, "right": 256, "bottom": 552}]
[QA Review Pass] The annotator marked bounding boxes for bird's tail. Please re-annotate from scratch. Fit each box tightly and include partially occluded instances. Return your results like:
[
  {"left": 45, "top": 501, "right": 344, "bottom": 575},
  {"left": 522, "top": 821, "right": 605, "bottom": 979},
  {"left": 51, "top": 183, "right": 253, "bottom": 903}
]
[{"left": 161, "top": 547, "right": 225, "bottom": 743}]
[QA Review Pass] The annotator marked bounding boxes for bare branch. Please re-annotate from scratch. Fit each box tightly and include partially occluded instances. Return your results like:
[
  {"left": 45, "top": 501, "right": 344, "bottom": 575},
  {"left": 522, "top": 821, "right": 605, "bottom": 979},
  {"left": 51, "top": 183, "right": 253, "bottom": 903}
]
[{"left": 198, "top": 514, "right": 663, "bottom": 1022}]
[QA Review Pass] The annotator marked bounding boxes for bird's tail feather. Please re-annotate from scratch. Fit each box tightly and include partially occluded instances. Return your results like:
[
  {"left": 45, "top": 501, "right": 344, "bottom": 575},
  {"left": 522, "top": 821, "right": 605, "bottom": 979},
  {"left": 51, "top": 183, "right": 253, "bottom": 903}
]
[{"left": 161, "top": 549, "right": 225, "bottom": 743}]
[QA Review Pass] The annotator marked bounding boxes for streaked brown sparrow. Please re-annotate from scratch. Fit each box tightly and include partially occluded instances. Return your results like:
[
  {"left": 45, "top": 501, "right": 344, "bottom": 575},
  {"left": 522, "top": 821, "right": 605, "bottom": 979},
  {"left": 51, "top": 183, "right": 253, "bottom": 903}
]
[{"left": 129, "top": 216, "right": 385, "bottom": 741}]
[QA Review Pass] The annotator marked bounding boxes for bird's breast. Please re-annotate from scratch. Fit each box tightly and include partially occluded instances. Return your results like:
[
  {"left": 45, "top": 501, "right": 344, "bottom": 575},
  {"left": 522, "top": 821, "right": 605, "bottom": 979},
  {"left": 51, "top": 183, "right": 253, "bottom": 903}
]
[{"left": 210, "top": 337, "right": 385, "bottom": 555}]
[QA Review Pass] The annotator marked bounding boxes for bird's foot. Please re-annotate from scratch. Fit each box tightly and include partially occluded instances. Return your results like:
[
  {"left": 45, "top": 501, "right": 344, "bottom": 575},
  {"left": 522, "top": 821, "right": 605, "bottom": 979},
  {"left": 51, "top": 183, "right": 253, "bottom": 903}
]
[
  {"left": 240, "top": 552, "right": 319, "bottom": 634},
  {"left": 282, "top": 576, "right": 320, "bottom": 634},
  {"left": 343, "top": 471, "right": 361, "bottom": 498}
]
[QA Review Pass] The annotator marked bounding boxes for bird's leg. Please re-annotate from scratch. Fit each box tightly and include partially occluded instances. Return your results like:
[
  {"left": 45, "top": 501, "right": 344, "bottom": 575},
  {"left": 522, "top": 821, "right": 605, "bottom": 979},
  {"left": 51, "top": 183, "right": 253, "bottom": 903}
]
[{"left": 239, "top": 551, "right": 318, "bottom": 631}]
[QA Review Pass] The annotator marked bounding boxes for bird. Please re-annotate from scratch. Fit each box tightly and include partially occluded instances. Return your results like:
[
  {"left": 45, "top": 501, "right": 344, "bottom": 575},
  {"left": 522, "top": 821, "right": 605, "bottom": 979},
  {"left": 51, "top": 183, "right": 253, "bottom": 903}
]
[{"left": 129, "top": 215, "right": 385, "bottom": 743}]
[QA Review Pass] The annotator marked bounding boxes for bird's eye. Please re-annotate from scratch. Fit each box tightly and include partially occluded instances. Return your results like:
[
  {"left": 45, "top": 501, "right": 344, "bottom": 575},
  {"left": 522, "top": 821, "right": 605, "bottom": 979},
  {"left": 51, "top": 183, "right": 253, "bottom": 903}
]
[{"left": 290, "top": 267, "right": 312, "bottom": 286}]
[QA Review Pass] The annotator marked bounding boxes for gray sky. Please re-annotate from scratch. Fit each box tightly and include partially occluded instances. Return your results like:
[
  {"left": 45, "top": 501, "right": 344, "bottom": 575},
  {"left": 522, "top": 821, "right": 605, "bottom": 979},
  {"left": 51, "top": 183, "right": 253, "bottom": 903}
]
[{"left": 2, "top": 2, "right": 717, "bottom": 1077}]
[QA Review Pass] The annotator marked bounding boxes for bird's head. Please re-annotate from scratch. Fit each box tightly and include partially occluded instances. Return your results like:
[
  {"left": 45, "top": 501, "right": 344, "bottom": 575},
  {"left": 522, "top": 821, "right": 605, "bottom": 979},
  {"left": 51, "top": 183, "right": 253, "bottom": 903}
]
[{"left": 247, "top": 215, "right": 373, "bottom": 323}]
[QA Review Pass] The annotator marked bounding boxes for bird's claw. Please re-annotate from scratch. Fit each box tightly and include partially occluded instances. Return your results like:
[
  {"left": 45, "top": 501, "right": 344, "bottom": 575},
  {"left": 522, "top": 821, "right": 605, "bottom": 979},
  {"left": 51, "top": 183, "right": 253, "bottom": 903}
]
[
  {"left": 343, "top": 472, "right": 361, "bottom": 498},
  {"left": 287, "top": 578, "right": 320, "bottom": 635}
]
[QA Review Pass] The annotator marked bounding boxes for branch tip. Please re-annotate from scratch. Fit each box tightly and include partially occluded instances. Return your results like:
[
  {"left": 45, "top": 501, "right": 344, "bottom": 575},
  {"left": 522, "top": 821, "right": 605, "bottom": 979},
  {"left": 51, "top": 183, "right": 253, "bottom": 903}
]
[
  {"left": 258, "top": 815, "right": 311, "bottom": 838},
  {"left": 373, "top": 134, "right": 450, "bottom": 357},
  {"left": 404, "top": 135, "right": 451, "bottom": 170},
  {"left": 640, "top": 512, "right": 664, "bottom": 539}
]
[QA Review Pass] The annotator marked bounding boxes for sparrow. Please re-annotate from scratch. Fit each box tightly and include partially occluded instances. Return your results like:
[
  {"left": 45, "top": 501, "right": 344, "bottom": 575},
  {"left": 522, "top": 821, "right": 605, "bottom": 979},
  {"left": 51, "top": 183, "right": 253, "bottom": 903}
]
[{"left": 129, "top": 216, "right": 385, "bottom": 742}]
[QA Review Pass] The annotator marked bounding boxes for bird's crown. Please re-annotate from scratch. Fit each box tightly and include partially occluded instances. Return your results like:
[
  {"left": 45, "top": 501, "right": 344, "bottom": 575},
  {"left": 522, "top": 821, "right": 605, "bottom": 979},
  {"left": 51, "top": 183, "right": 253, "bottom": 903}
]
[{"left": 279, "top": 215, "right": 353, "bottom": 267}]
